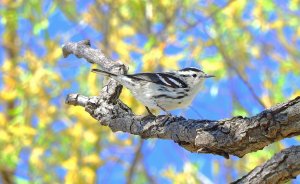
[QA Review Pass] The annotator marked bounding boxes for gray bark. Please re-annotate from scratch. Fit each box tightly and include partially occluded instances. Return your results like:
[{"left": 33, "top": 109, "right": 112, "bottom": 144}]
[
  {"left": 232, "top": 146, "right": 300, "bottom": 184},
  {"left": 62, "top": 40, "right": 300, "bottom": 183}
]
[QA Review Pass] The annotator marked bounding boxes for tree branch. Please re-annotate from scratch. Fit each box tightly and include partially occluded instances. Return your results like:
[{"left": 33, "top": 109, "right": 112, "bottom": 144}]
[
  {"left": 62, "top": 40, "right": 300, "bottom": 159},
  {"left": 0, "top": 169, "right": 14, "bottom": 184},
  {"left": 232, "top": 145, "right": 300, "bottom": 184},
  {"left": 212, "top": 37, "right": 266, "bottom": 109},
  {"left": 63, "top": 40, "right": 128, "bottom": 102},
  {"left": 184, "top": 0, "right": 238, "bottom": 30},
  {"left": 126, "top": 139, "right": 144, "bottom": 184}
]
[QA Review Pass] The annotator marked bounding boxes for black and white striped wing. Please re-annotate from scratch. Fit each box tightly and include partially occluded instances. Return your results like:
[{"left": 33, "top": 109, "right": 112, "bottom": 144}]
[{"left": 126, "top": 73, "right": 188, "bottom": 88}]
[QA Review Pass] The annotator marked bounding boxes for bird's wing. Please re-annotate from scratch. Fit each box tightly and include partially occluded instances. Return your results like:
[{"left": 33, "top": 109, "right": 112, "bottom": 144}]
[{"left": 127, "top": 72, "right": 187, "bottom": 88}]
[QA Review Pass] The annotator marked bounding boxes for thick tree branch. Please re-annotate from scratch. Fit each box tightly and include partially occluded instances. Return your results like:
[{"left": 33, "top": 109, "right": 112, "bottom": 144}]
[
  {"left": 233, "top": 145, "right": 300, "bottom": 184},
  {"left": 63, "top": 40, "right": 300, "bottom": 159},
  {"left": 63, "top": 40, "right": 128, "bottom": 102}
]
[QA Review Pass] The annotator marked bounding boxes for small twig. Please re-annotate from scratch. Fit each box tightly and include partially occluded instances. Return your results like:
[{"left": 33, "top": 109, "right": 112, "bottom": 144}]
[
  {"left": 185, "top": 0, "right": 238, "bottom": 30},
  {"left": 126, "top": 139, "right": 144, "bottom": 184},
  {"left": 220, "top": 47, "right": 266, "bottom": 108},
  {"left": 141, "top": 160, "right": 157, "bottom": 184},
  {"left": 208, "top": 33, "right": 266, "bottom": 108}
]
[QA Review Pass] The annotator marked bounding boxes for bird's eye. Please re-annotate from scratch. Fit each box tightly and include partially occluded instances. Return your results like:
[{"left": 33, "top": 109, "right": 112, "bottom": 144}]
[{"left": 192, "top": 74, "right": 197, "bottom": 78}]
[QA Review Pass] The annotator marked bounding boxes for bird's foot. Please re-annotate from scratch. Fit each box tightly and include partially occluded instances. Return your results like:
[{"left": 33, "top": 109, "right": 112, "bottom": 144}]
[
  {"left": 155, "top": 113, "right": 174, "bottom": 125},
  {"left": 145, "top": 106, "right": 156, "bottom": 117}
]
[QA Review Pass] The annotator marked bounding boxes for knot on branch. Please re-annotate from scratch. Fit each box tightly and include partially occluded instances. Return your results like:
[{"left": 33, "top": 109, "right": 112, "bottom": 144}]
[
  {"left": 62, "top": 40, "right": 91, "bottom": 59},
  {"left": 259, "top": 111, "right": 281, "bottom": 139}
]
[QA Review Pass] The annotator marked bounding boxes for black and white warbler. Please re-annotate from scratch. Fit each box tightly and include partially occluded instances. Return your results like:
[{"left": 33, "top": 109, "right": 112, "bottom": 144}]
[{"left": 92, "top": 67, "right": 214, "bottom": 116}]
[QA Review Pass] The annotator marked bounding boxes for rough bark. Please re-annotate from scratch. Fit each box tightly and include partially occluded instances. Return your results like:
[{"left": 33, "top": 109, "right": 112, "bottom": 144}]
[
  {"left": 232, "top": 145, "right": 300, "bottom": 184},
  {"left": 62, "top": 40, "right": 300, "bottom": 183}
]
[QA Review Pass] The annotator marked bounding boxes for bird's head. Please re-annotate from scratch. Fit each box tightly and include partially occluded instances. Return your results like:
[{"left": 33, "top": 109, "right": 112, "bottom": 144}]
[{"left": 175, "top": 67, "right": 214, "bottom": 87}]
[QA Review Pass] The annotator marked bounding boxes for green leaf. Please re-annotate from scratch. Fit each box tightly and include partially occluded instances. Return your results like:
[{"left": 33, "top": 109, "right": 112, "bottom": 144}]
[
  {"left": 33, "top": 19, "right": 49, "bottom": 35},
  {"left": 144, "top": 36, "right": 156, "bottom": 51},
  {"left": 261, "top": 0, "right": 275, "bottom": 12},
  {"left": 15, "top": 177, "right": 31, "bottom": 184},
  {"left": 232, "top": 108, "right": 248, "bottom": 117}
]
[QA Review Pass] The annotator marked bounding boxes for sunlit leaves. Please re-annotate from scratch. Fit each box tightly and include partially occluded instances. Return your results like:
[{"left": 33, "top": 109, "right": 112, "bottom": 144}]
[
  {"left": 30, "top": 147, "right": 45, "bottom": 169},
  {"left": 119, "top": 87, "right": 146, "bottom": 115},
  {"left": 33, "top": 18, "right": 49, "bottom": 35},
  {"left": 62, "top": 156, "right": 78, "bottom": 171},
  {"left": 55, "top": 1, "right": 77, "bottom": 21},
  {"left": 0, "top": 87, "right": 18, "bottom": 101},
  {"left": 236, "top": 143, "right": 285, "bottom": 175},
  {"left": 83, "top": 154, "right": 103, "bottom": 167},
  {"left": 201, "top": 53, "right": 226, "bottom": 78},
  {"left": 80, "top": 167, "right": 96, "bottom": 183},
  {"left": 163, "top": 162, "right": 201, "bottom": 184},
  {"left": 44, "top": 40, "right": 62, "bottom": 63},
  {"left": 289, "top": 0, "right": 300, "bottom": 11},
  {"left": 0, "top": 144, "right": 19, "bottom": 168}
]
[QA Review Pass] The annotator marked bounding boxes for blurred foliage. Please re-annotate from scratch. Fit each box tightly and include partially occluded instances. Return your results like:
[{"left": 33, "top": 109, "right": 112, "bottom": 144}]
[
  {"left": 0, "top": 0, "right": 300, "bottom": 183},
  {"left": 163, "top": 162, "right": 201, "bottom": 184}
]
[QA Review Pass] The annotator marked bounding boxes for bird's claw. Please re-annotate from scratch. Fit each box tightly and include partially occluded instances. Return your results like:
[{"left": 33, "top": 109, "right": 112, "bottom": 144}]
[{"left": 155, "top": 114, "right": 173, "bottom": 125}]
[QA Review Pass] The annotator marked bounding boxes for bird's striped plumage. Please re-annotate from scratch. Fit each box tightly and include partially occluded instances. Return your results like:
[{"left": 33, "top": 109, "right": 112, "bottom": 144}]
[
  {"left": 129, "top": 73, "right": 188, "bottom": 88},
  {"left": 91, "top": 67, "right": 213, "bottom": 113}
]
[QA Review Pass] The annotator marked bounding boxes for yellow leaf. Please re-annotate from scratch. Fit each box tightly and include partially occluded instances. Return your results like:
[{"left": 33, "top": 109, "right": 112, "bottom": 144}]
[
  {"left": 111, "top": 16, "right": 119, "bottom": 27},
  {"left": 65, "top": 170, "right": 79, "bottom": 184},
  {"left": 88, "top": 70, "right": 98, "bottom": 94},
  {"left": 119, "top": 87, "right": 146, "bottom": 115},
  {"left": 83, "top": 130, "right": 98, "bottom": 144},
  {"left": 69, "top": 123, "right": 83, "bottom": 138},
  {"left": 261, "top": 94, "right": 272, "bottom": 108},
  {"left": 160, "top": 54, "right": 182, "bottom": 70},
  {"left": 83, "top": 154, "right": 102, "bottom": 166},
  {"left": 222, "top": 0, "right": 246, "bottom": 17},
  {"left": 107, "top": 131, "right": 117, "bottom": 143},
  {"left": 114, "top": 41, "right": 131, "bottom": 62},
  {"left": 291, "top": 91, "right": 300, "bottom": 99},
  {"left": 123, "top": 138, "right": 132, "bottom": 146},
  {"left": 0, "top": 89, "right": 18, "bottom": 101},
  {"left": 68, "top": 106, "right": 94, "bottom": 122},
  {"left": 48, "top": 105, "right": 57, "bottom": 115},
  {"left": 250, "top": 46, "right": 260, "bottom": 58},
  {"left": 0, "top": 113, "right": 7, "bottom": 126},
  {"left": 119, "top": 25, "right": 135, "bottom": 37},
  {"left": 45, "top": 41, "right": 62, "bottom": 63},
  {"left": 270, "top": 20, "right": 284, "bottom": 29},
  {"left": 3, "top": 144, "right": 16, "bottom": 156},
  {"left": 212, "top": 160, "right": 220, "bottom": 175},
  {"left": 30, "top": 147, "right": 44, "bottom": 168},
  {"left": 120, "top": 5, "right": 130, "bottom": 19},
  {"left": 142, "top": 47, "right": 164, "bottom": 71},
  {"left": 8, "top": 125, "right": 36, "bottom": 137},
  {"left": 81, "top": 167, "right": 95, "bottom": 184},
  {"left": 0, "top": 130, "right": 10, "bottom": 142},
  {"left": 63, "top": 156, "right": 78, "bottom": 170},
  {"left": 2, "top": 59, "right": 13, "bottom": 71}
]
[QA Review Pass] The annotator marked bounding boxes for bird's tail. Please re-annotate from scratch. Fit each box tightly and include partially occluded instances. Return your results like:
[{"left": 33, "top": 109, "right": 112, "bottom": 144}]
[{"left": 91, "top": 68, "right": 117, "bottom": 77}]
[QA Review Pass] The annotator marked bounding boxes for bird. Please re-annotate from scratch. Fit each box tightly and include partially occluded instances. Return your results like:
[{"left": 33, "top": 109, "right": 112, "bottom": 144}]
[{"left": 91, "top": 67, "right": 214, "bottom": 117}]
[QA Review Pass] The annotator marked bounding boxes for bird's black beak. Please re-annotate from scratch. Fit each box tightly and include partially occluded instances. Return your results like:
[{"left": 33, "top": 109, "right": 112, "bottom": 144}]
[{"left": 205, "top": 74, "right": 215, "bottom": 78}]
